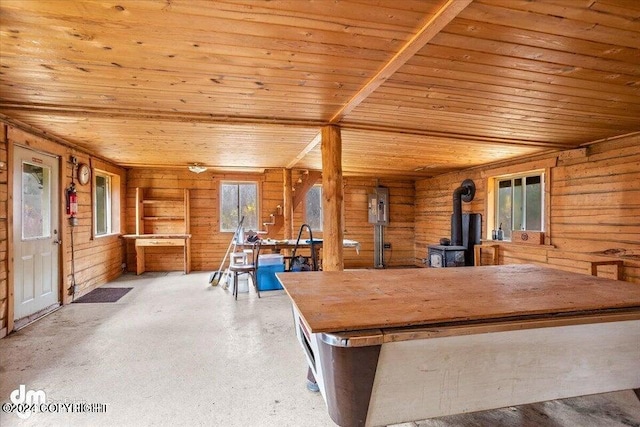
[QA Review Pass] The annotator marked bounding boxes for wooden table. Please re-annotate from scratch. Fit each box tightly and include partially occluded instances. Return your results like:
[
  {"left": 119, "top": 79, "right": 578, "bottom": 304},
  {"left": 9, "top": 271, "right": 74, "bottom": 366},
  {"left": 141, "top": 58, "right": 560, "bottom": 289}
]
[
  {"left": 260, "top": 238, "right": 360, "bottom": 270},
  {"left": 260, "top": 238, "right": 360, "bottom": 254},
  {"left": 122, "top": 234, "right": 191, "bottom": 275},
  {"left": 277, "top": 265, "right": 640, "bottom": 427}
]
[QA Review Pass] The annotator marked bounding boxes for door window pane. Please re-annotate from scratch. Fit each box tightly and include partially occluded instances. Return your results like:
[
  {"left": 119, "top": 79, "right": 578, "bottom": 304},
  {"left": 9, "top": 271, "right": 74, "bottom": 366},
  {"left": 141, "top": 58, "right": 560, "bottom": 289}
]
[
  {"left": 305, "top": 185, "right": 323, "bottom": 231},
  {"left": 221, "top": 182, "right": 258, "bottom": 232},
  {"left": 22, "top": 162, "right": 51, "bottom": 239}
]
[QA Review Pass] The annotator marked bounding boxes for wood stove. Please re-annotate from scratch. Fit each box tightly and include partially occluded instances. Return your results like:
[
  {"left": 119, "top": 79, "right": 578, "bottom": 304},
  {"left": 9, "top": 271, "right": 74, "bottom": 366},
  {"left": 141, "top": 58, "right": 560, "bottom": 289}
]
[
  {"left": 427, "top": 244, "right": 466, "bottom": 268},
  {"left": 428, "top": 180, "right": 481, "bottom": 268}
]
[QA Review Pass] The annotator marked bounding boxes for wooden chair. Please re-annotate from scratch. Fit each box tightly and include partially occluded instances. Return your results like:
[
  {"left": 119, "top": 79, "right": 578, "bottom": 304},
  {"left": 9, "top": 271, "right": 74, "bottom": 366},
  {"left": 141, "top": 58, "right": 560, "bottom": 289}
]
[{"left": 229, "top": 241, "right": 261, "bottom": 300}]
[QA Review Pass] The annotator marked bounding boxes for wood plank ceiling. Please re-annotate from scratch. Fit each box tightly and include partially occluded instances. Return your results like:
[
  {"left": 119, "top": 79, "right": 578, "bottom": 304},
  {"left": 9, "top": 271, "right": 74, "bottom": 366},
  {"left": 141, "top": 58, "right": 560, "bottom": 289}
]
[{"left": 1, "top": 0, "right": 639, "bottom": 178}]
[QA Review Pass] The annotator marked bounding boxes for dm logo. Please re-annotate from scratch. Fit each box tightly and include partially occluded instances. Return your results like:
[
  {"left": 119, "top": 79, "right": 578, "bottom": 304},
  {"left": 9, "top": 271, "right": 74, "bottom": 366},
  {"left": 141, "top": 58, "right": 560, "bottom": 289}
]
[{"left": 10, "top": 384, "right": 46, "bottom": 419}]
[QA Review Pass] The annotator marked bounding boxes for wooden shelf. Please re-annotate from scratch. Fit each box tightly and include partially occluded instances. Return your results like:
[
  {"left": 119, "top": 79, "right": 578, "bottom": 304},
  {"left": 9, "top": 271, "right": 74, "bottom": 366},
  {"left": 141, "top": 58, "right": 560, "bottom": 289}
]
[
  {"left": 142, "top": 216, "right": 185, "bottom": 221},
  {"left": 142, "top": 199, "right": 183, "bottom": 204},
  {"left": 134, "top": 187, "right": 191, "bottom": 274}
]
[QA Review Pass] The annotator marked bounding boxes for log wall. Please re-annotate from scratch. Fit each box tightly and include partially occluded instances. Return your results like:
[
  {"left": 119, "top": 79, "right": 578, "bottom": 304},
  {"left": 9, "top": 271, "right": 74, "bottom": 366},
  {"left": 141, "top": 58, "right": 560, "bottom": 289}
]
[
  {"left": 415, "top": 135, "right": 640, "bottom": 284},
  {"left": 125, "top": 169, "right": 415, "bottom": 271}
]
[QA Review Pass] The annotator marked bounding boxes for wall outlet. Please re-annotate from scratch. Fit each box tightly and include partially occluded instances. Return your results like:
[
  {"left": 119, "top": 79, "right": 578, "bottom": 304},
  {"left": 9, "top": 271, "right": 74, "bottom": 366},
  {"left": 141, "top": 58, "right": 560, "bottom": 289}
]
[{"left": 383, "top": 243, "right": 391, "bottom": 249}]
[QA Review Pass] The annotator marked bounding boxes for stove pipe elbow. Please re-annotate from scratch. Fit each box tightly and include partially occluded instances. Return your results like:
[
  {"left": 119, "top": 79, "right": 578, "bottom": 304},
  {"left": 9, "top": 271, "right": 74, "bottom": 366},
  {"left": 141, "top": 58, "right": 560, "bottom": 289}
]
[{"left": 451, "top": 179, "right": 476, "bottom": 247}]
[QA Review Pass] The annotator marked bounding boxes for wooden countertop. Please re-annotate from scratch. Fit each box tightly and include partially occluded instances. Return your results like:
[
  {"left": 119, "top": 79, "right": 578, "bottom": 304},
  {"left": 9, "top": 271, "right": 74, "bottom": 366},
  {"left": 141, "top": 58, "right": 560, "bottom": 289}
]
[{"left": 277, "top": 264, "right": 640, "bottom": 334}]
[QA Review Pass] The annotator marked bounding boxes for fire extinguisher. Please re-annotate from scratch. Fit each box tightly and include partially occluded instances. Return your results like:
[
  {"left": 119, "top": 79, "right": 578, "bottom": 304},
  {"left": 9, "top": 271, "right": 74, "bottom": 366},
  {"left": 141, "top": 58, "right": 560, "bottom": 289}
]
[{"left": 66, "top": 183, "right": 79, "bottom": 226}]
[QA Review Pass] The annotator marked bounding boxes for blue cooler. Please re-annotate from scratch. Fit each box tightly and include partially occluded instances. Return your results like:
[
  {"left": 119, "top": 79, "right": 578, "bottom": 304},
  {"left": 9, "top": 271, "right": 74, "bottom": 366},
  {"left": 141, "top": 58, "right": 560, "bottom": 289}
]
[{"left": 257, "top": 254, "right": 285, "bottom": 291}]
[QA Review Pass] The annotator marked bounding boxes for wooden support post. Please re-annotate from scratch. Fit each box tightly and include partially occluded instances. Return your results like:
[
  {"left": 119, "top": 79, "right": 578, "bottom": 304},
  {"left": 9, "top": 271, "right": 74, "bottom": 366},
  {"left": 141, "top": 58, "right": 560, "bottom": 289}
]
[
  {"left": 321, "top": 125, "right": 344, "bottom": 271},
  {"left": 283, "top": 168, "right": 293, "bottom": 240}
]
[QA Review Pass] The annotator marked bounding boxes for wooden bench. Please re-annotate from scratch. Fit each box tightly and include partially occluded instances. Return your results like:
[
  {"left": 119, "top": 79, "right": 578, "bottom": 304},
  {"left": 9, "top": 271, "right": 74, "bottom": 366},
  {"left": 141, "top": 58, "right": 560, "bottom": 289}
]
[
  {"left": 589, "top": 260, "right": 624, "bottom": 280},
  {"left": 474, "top": 244, "right": 499, "bottom": 266}
]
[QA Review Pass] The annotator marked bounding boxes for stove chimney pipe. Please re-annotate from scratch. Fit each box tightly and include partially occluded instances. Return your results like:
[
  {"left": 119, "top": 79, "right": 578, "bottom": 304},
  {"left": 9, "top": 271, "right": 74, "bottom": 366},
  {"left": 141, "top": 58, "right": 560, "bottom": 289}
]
[{"left": 452, "top": 179, "right": 476, "bottom": 246}]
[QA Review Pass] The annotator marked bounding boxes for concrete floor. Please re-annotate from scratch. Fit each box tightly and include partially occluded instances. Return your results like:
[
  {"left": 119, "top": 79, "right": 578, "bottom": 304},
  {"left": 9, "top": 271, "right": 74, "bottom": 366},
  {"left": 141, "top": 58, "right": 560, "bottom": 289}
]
[{"left": 0, "top": 271, "right": 639, "bottom": 427}]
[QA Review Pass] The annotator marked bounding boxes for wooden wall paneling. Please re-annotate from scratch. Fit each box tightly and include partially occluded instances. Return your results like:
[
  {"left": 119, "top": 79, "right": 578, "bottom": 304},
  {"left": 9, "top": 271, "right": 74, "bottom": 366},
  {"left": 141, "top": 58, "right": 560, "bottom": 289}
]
[
  {"left": 343, "top": 178, "right": 373, "bottom": 268},
  {"left": 342, "top": 177, "right": 415, "bottom": 268},
  {"left": 262, "top": 169, "right": 284, "bottom": 238},
  {"left": 189, "top": 187, "right": 218, "bottom": 271},
  {"left": 415, "top": 134, "right": 640, "bottom": 284}
]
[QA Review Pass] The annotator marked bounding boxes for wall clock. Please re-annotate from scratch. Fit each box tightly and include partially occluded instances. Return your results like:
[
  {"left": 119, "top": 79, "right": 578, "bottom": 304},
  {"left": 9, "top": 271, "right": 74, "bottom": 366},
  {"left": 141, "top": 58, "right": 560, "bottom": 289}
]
[{"left": 78, "top": 163, "right": 91, "bottom": 185}]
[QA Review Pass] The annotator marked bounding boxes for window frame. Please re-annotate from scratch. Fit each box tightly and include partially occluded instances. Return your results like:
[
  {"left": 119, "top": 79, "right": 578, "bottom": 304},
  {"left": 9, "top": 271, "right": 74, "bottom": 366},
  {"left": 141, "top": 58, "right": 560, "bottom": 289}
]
[
  {"left": 219, "top": 181, "right": 259, "bottom": 232},
  {"left": 92, "top": 168, "right": 121, "bottom": 238},
  {"left": 486, "top": 167, "right": 549, "bottom": 242}
]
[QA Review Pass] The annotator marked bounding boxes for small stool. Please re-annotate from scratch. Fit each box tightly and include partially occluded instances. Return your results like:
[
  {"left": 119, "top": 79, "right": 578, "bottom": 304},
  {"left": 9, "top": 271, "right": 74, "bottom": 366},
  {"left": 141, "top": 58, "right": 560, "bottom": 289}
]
[{"left": 228, "top": 243, "right": 262, "bottom": 300}]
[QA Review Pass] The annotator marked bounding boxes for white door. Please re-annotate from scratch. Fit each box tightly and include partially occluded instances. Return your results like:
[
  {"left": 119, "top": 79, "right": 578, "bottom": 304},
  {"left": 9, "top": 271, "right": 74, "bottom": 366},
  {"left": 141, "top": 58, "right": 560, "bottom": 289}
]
[{"left": 13, "top": 146, "right": 60, "bottom": 321}]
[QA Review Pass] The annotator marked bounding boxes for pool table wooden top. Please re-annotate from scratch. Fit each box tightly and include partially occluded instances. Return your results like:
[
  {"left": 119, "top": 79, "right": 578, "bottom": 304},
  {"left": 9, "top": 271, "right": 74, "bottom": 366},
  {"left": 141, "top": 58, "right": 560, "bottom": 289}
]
[{"left": 277, "top": 264, "right": 640, "bottom": 334}]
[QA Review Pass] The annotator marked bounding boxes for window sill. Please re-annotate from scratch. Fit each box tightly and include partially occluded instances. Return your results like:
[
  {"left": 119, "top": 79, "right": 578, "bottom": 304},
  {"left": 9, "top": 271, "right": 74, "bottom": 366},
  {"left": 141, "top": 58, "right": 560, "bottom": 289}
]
[
  {"left": 94, "top": 232, "right": 121, "bottom": 239},
  {"left": 480, "top": 239, "right": 556, "bottom": 249}
]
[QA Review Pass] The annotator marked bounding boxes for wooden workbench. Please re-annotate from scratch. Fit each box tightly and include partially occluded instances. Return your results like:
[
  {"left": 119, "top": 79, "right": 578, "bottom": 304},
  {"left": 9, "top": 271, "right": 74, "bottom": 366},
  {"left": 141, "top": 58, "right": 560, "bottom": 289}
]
[
  {"left": 122, "top": 234, "right": 191, "bottom": 275},
  {"left": 260, "top": 238, "right": 360, "bottom": 254},
  {"left": 278, "top": 265, "right": 640, "bottom": 427}
]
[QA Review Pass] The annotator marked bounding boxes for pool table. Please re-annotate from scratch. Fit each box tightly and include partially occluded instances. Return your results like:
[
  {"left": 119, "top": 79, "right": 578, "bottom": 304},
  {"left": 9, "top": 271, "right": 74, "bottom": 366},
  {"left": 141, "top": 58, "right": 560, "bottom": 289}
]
[{"left": 277, "top": 264, "right": 640, "bottom": 427}]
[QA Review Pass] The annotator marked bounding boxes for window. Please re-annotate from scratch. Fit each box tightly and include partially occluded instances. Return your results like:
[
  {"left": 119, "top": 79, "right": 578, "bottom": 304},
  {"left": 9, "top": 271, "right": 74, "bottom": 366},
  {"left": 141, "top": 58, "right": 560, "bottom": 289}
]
[
  {"left": 305, "top": 185, "right": 323, "bottom": 231},
  {"left": 220, "top": 182, "right": 258, "bottom": 232},
  {"left": 22, "top": 162, "right": 51, "bottom": 239},
  {"left": 93, "top": 170, "right": 121, "bottom": 236},
  {"left": 495, "top": 172, "right": 544, "bottom": 240}
]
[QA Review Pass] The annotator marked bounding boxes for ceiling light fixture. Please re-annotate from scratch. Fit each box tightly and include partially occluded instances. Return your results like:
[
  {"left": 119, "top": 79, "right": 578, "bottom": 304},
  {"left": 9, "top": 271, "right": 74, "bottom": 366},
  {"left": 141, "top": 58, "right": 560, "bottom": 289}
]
[{"left": 188, "top": 163, "right": 207, "bottom": 174}]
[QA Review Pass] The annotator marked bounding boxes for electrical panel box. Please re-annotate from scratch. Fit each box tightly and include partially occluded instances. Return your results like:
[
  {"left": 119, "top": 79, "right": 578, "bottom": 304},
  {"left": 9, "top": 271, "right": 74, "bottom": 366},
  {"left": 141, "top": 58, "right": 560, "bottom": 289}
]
[{"left": 368, "top": 187, "right": 389, "bottom": 225}]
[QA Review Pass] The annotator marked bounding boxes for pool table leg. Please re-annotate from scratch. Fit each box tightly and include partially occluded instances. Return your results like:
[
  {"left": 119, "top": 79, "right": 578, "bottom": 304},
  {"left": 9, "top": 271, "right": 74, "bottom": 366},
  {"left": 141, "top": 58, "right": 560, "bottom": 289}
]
[
  {"left": 306, "top": 367, "right": 319, "bottom": 392},
  {"left": 318, "top": 339, "right": 381, "bottom": 427}
]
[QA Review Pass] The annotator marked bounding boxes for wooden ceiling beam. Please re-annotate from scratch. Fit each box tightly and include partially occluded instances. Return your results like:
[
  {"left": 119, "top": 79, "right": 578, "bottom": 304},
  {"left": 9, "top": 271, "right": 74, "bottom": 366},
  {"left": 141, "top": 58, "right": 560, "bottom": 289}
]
[
  {"left": 0, "top": 103, "right": 325, "bottom": 128},
  {"left": 286, "top": 133, "right": 321, "bottom": 169},
  {"left": 340, "top": 123, "right": 574, "bottom": 149},
  {"left": 329, "top": 0, "right": 473, "bottom": 124},
  {"left": 287, "top": 0, "right": 473, "bottom": 168}
]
